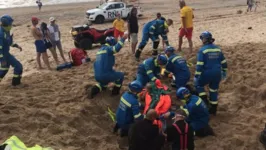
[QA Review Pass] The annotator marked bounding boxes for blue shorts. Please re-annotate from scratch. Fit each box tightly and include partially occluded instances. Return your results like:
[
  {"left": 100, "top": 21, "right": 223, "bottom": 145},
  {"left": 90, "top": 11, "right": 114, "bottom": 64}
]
[{"left": 35, "top": 40, "right": 47, "bottom": 53}]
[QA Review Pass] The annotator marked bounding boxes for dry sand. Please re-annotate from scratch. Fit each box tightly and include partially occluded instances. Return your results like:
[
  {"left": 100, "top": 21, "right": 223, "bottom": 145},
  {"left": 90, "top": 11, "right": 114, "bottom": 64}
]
[{"left": 1, "top": 0, "right": 266, "bottom": 149}]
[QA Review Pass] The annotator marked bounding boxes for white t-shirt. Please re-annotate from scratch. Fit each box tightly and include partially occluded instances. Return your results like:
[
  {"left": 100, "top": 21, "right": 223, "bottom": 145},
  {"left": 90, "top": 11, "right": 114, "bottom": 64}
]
[{"left": 48, "top": 25, "right": 60, "bottom": 41}]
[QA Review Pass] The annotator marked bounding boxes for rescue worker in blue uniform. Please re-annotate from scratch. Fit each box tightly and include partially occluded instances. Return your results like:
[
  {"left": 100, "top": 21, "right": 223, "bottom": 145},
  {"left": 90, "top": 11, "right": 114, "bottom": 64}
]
[
  {"left": 114, "top": 80, "right": 144, "bottom": 137},
  {"left": 176, "top": 87, "right": 214, "bottom": 137},
  {"left": 194, "top": 31, "right": 228, "bottom": 115},
  {"left": 0, "top": 15, "right": 23, "bottom": 86},
  {"left": 89, "top": 34, "right": 128, "bottom": 99},
  {"left": 135, "top": 19, "right": 173, "bottom": 61},
  {"left": 136, "top": 54, "right": 168, "bottom": 87},
  {"left": 164, "top": 46, "right": 190, "bottom": 89}
]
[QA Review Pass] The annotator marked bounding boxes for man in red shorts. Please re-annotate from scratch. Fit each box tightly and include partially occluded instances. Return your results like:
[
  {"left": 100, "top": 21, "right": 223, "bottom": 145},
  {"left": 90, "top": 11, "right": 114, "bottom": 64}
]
[{"left": 178, "top": 0, "right": 194, "bottom": 54}]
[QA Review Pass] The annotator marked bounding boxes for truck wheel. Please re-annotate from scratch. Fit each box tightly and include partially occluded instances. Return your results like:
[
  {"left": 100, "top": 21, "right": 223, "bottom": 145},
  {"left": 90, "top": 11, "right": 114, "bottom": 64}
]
[
  {"left": 95, "top": 15, "right": 104, "bottom": 24},
  {"left": 80, "top": 38, "right": 93, "bottom": 50}
]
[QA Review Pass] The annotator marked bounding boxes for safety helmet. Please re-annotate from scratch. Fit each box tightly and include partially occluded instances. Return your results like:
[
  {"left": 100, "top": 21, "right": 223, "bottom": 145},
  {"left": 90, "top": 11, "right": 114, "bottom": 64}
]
[
  {"left": 200, "top": 31, "right": 213, "bottom": 41},
  {"left": 164, "top": 46, "right": 175, "bottom": 53},
  {"left": 176, "top": 87, "right": 190, "bottom": 99},
  {"left": 157, "top": 54, "right": 168, "bottom": 66},
  {"left": 128, "top": 80, "right": 143, "bottom": 93},
  {"left": 0, "top": 15, "right": 14, "bottom": 26},
  {"left": 105, "top": 36, "right": 117, "bottom": 46}
]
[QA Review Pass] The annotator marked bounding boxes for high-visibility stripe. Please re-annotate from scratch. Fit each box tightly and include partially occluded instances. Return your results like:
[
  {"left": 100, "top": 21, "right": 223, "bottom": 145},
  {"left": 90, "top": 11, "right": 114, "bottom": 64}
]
[
  {"left": 143, "top": 60, "right": 146, "bottom": 65},
  {"left": 199, "top": 92, "right": 207, "bottom": 96},
  {"left": 171, "top": 56, "right": 182, "bottom": 63},
  {"left": 147, "top": 70, "right": 152, "bottom": 74},
  {"left": 96, "top": 50, "right": 107, "bottom": 55},
  {"left": 202, "top": 48, "right": 221, "bottom": 54},
  {"left": 121, "top": 97, "right": 131, "bottom": 107},
  {"left": 151, "top": 26, "right": 155, "bottom": 29},
  {"left": 182, "top": 108, "right": 189, "bottom": 116},
  {"left": 164, "top": 22, "right": 169, "bottom": 28},
  {"left": 134, "top": 113, "right": 142, "bottom": 118},
  {"left": 195, "top": 71, "right": 201, "bottom": 75},
  {"left": 96, "top": 83, "right": 102, "bottom": 91},
  {"left": 0, "top": 54, "right": 3, "bottom": 58},
  {"left": 209, "top": 88, "right": 217, "bottom": 92},
  {"left": 154, "top": 39, "right": 159, "bottom": 42},
  {"left": 0, "top": 46, "right": 2, "bottom": 49},
  {"left": 223, "top": 68, "right": 228, "bottom": 71},
  {"left": 5, "top": 138, "right": 27, "bottom": 150},
  {"left": 221, "top": 59, "right": 227, "bottom": 64},
  {"left": 0, "top": 67, "right": 9, "bottom": 70},
  {"left": 197, "top": 61, "right": 204, "bottom": 65},
  {"left": 113, "top": 47, "right": 117, "bottom": 53},
  {"left": 151, "top": 77, "right": 156, "bottom": 81},
  {"left": 209, "top": 101, "right": 218, "bottom": 104},
  {"left": 149, "top": 32, "right": 154, "bottom": 34},
  {"left": 195, "top": 98, "right": 202, "bottom": 106},
  {"left": 114, "top": 83, "right": 121, "bottom": 87},
  {"left": 105, "top": 44, "right": 110, "bottom": 46},
  {"left": 118, "top": 41, "right": 124, "bottom": 46},
  {"left": 13, "top": 74, "right": 20, "bottom": 78}
]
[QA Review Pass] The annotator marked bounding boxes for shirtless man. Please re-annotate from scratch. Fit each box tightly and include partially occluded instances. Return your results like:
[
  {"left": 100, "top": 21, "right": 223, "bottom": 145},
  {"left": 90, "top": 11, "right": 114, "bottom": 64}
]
[{"left": 31, "top": 17, "right": 51, "bottom": 70}]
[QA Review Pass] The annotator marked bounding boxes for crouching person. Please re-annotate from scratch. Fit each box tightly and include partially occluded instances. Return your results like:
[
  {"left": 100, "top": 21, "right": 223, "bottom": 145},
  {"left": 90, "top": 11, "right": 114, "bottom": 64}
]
[{"left": 114, "top": 80, "right": 144, "bottom": 137}]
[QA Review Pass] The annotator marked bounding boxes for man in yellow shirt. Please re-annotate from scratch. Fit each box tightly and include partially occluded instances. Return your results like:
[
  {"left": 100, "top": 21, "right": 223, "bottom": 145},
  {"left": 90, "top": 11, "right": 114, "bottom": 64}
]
[
  {"left": 113, "top": 14, "right": 125, "bottom": 41},
  {"left": 178, "top": 0, "right": 194, "bottom": 54}
]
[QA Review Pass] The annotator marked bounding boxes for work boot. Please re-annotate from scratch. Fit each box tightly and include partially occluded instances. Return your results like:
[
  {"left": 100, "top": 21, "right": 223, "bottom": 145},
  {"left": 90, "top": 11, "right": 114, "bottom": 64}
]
[
  {"left": 89, "top": 85, "right": 101, "bottom": 99},
  {"left": 12, "top": 77, "right": 21, "bottom": 86},
  {"left": 112, "top": 86, "right": 121, "bottom": 95},
  {"left": 152, "top": 50, "right": 158, "bottom": 56},
  {"left": 135, "top": 49, "right": 142, "bottom": 61},
  {"left": 209, "top": 104, "right": 218, "bottom": 115}
]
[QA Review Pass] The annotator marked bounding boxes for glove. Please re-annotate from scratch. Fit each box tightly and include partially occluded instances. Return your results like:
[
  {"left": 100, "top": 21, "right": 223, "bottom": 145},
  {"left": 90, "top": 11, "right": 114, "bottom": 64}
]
[
  {"left": 194, "top": 77, "right": 199, "bottom": 86},
  {"left": 222, "top": 71, "right": 227, "bottom": 80}
]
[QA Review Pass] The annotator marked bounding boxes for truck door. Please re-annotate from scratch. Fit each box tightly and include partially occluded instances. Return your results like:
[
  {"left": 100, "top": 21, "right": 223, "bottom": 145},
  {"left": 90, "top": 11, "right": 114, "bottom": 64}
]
[
  {"left": 106, "top": 4, "right": 117, "bottom": 20},
  {"left": 114, "top": 3, "right": 125, "bottom": 18}
]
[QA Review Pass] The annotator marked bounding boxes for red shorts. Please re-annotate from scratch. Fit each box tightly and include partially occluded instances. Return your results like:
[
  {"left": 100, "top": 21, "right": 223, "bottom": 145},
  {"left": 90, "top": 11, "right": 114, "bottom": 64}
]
[
  {"left": 114, "top": 29, "right": 124, "bottom": 38},
  {"left": 179, "top": 27, "right": 193, "bottom": 40}
]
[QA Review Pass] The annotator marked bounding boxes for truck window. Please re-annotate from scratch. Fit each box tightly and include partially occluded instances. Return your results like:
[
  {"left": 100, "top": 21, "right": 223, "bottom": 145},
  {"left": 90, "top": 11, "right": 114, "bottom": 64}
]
[
  {"left": 114, "top": 3, "right": 124, "bottom": 9},
  {"left": 107, "top": 4, "right": 116, "bottom": 10}
]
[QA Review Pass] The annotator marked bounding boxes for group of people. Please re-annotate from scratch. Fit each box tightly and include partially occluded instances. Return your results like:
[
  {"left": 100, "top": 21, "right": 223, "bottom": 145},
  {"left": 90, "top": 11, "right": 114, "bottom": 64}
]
[
  {"left": 247, "top": 0, "right": 259, "bottom": 12},
  {"left": 88, "top": 0, "right": 229, "bottom": 149}
]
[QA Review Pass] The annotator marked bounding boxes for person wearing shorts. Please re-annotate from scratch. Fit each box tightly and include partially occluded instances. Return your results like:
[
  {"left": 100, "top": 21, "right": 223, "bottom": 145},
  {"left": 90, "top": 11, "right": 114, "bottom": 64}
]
[
  {"left": 113, "top": 14, "right": 124, "bottom": 41},
  {"left": 127, "top": 7, "right": 139, "bottom": 54},
  {"left": 178, "top": 0, "right": 194, "bottom": 54}
]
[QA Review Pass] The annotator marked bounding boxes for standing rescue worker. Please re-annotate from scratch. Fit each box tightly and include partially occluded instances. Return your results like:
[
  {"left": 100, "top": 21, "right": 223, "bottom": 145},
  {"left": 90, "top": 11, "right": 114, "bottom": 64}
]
[
  {"left": 136, "top": 54, "right": 168, "bottom": 87},
  {"left": 164, "top": 46, "right": 190, "bottom": 89},
  {"left": 114, "top": 80, "right": 144, "bottom": 137},
  {"left": 194, "top": 31, "right": 227, "bottom": 115},
  {"left": 135, "top": 19, "right": 173, "bottom": 61},
  {"left": 89, "top": 34, "right": 128, "bottom": 99},
  {"left": 0, "top": 15, "right": 23, "bottom": 86},
  {"left": 176, "top": 87, "right": 214, "bottom": 137}
]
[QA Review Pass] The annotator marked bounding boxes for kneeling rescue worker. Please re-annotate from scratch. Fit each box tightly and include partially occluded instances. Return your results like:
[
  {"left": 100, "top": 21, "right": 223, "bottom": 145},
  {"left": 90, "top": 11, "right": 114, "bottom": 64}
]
[
  {"left": 89, "top": 34, "right": 128, "bottom": 99},
  {"left": 176, "top": 87, "right": 215, "bottom": 137},
  {"left": 194, "top": 31, "right": 227, "bottom": 115},
  {"left": 164, "top": 46, "right": 190, "bottom": 89},
  {"left": 135, "top": 19, "right": 173, "bottom": 61},
  {"left": 0, "top": 15, "right": 23, "bottom": 86},
  {"left": 114, "top": 80, "right": 144, "bottom": 137},
  {"left": 135, "top": 54, "right": 168, "bottom": 87}
]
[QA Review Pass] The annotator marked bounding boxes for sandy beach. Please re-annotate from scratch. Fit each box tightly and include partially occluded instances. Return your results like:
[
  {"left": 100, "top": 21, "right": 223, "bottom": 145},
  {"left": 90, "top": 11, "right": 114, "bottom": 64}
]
[{"left": 1, "top": 0, "right": 266, "bottom": 149}]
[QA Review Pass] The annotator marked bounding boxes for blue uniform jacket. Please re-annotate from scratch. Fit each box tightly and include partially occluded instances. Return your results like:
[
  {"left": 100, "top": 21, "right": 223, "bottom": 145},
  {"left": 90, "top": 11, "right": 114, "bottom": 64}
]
[
  {"left": 116, "top": 92, "right": 143, "bottom": 127},
  {"left": 94, "top": 38, "right": 125, "bottom": 77},
  {"left": 143, "top": 20, "right": 168, "bottom": 43},
  {"left": 165, "top": 53, "right": 190, "bottom": 79},
  {"left": 182, "top": 95, "right": 209, "bottom": 131},
  {"left": 0, "top": 27, "right": 14, "bottom": 61},
  {"left": 195, "top": 44, "right": 227, "bottom": 78},
  {"left": 137, "top": 57, "right": 161, "bottom": 82}
]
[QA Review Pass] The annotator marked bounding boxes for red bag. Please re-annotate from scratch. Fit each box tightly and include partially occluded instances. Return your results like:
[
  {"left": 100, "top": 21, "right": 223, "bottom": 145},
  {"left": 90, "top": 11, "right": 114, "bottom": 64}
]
[{"left": 69, "top": 48, "right": 87, "bottom": 66}]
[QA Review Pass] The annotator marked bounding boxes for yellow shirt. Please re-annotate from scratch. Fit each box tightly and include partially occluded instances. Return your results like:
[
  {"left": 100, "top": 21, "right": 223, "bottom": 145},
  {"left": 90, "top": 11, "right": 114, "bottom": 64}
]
[
  {"left": 180, "top": 6, "right": 193, "bottom": 28},
  {"left": 113, "top": 19, "right": 125, "bottom": 32}
]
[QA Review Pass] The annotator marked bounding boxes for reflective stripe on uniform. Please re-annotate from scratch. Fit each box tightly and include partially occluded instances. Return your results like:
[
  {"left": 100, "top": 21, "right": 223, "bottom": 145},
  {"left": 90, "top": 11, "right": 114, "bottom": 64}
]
[
  {"left": 171, "top": 56, "right": 182, "bottom": 63},
  {"left": 209, "top": 88, "right": 218, "bottom": 92},
  {"left": 197, "top": 61, "right": 204, "bottom": 65},
  {"left": 118, "top": 41, "right": 124, "bottom": 46},
  {"left": 195, "top": 71, "right": 201, "bottom": 75},
  {"left": 202, "top": 48, "right": 221, "bottom": 54},
  {"left": 151, "top": 77, "right": 156, "bottom": 81},
  {"left": 0, "top": 67, "right": 9, "bottom": 70},
  {"left": 96, "top": 83, "right": 102, "bottom": 91},
  {"left": 151, "top": 26, "right": 155, "bottom": 29},
  {"left": 149, "top": 32, "right": 154, "bottom": 34},
  {"left": 209, "top": 101, "right": 218, "bottom": 104},
  {"left": 13, "top": 74, "right": 20, "bottom": 78},
  {"left": 221, "top": 59, "right": 227, "bottom": 64},
  {"left": 114, "top": 83, "right": 121, "bottom": 87},
  {"left": 182, "top": 108, "right": 189, "bottom": 116},
  {"left": 195, "top": 98, "right": 202, "bottom": 106},
  {"left": 121, "top": 97, "right": 131, "bottom": 107},
  {"left": 0, "top": 46, "right": 2, "bottom": 49},
  {"left": 4, "top": 136, "right": 27, "bottom": 150},
  {"left": 223, "top": 68, "right": 228, "bottom": 71},
  {"left": 113, "top": 47, "right": 117, "bottom": 53},
  {"left": 147, "top": 70, "right": 152, "bottom": 74},
  {"left": 134, "top": 113, "right": 142, "bottom": 118},
  {"left": 199, "top": 92, "right": 207, "bottom": 96},
  {"left": 96, "top": 50, "right": 107, "bottom": 55},
  {"left": 0, "top": 54, "right": 3, "bottom": 58}
]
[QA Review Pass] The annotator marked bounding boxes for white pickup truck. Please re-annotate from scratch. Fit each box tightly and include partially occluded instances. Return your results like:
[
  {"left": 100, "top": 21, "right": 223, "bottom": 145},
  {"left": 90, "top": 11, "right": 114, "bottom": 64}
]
[{"left": 86, "top": 2, "right": 143, "bottom": 24}]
